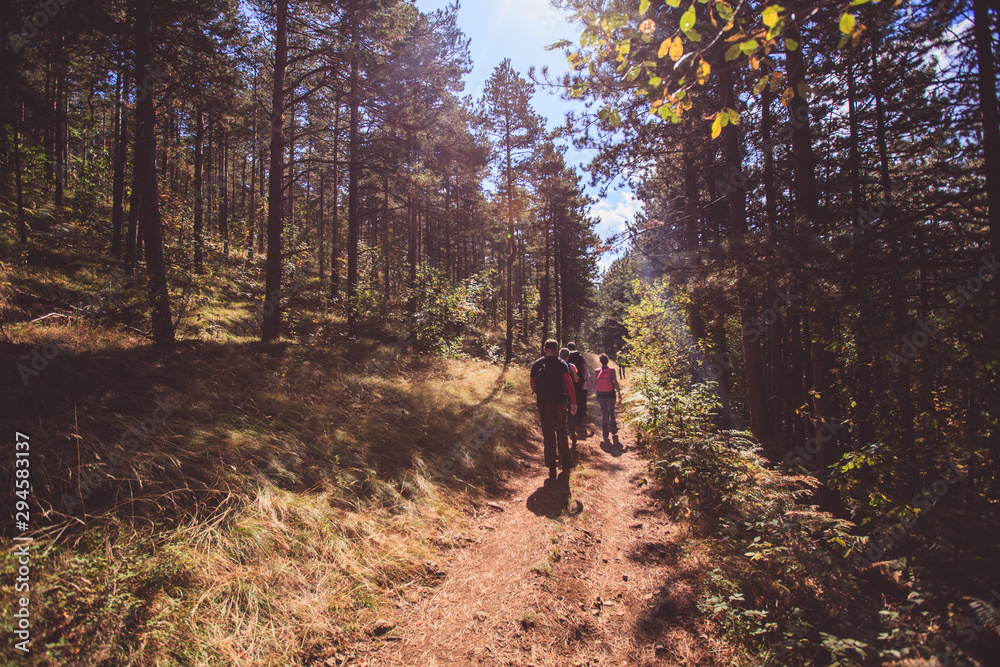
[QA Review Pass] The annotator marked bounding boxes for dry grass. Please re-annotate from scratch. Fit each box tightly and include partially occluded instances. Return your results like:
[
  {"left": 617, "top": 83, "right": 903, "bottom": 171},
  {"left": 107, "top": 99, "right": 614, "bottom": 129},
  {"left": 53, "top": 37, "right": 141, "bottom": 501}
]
[{"left": 1, "top": 221, "right": 537, "bottom": 665}]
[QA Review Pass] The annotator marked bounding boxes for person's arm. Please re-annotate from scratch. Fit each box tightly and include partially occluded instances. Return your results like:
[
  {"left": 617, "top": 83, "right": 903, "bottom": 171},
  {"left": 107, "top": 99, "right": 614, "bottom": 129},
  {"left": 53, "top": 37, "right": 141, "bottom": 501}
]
[
  {"left": 562, "top": 370, "right": 578, "bottom": 413},
  {"left": 613, "top": 372, "right": 622, "bottom": 398},
  {"left": 530, "top": 376, "right": 537, "bottom": 394}
]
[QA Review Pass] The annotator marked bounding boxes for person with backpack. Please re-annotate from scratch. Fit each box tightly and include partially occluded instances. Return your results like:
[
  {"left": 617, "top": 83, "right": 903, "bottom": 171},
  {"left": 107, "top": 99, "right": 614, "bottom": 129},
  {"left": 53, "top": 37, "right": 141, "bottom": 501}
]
[
  {"left": 559, "top": 348, "right": 580, "bottom": 449},
  {"left": 593, "top": 353, "right": 622, "bottom": 443},
  {"left": 616, "top": 347, "right": 629, "bottom": 379},
  {"left": 530, "top": 340, "right": 579, "bottom": 479},
  {"left": 566, "top": 342, "right": 591, "bottom": 423}
]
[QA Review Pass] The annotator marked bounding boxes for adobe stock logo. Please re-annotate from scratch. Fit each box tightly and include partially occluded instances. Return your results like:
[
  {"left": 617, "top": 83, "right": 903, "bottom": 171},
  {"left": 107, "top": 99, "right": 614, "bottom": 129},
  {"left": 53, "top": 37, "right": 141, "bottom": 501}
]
[{"left": 7, "top": 0, "right": 73, "bottom": 54}]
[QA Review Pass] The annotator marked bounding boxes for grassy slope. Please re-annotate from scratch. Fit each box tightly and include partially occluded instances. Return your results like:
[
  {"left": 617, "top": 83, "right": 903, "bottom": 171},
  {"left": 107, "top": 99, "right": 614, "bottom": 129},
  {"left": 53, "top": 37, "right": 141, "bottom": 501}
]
[{"left": 1, "top": 213, "right": 535, "bottom": 666}]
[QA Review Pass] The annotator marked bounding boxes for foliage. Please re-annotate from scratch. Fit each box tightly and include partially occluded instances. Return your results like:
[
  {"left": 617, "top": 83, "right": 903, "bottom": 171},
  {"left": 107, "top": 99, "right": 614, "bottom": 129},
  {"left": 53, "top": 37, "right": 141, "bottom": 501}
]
[{"left": 623, "top": 276, "right": 701, "bottom": 382}]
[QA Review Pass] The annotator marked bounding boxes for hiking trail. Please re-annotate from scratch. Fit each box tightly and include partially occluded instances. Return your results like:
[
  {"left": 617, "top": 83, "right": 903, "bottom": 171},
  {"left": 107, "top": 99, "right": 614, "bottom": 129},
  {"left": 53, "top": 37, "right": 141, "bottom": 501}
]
[{"left": 351, "top": 357, "right": 731, "bottom": 666}]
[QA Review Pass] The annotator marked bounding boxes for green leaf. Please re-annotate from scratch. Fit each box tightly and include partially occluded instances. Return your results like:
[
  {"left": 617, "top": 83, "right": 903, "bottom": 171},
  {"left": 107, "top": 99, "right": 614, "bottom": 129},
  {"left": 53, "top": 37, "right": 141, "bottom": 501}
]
[
  {"left": 839, "top": 12, "right": 856, "bottom": 34},
  {"left": 683, "top": 27, "right": 703, "bottom": 42},
  {"left": 753, "top": 75, "right": 768, "bottom": 96},
  {"left": 739, "top": 39, "right": 759, "bottom": 54},
  {"left": 680, "top": 4, "right": 697, "bottom": 31},
  {"left": 725, "top": 43, "right": 742, "bottom": 61},
  {"left": 648, "top": 74, "right": 662, "bottom": 87},
  {"left": 607, "top": 13, "right": 629, "bottom": 30},
  {"left": 785, "top": 37, "right": 799, "bottom": 51},
  {"left": 667, "top": 0, "right": 681, "bottom": 7},
  {"left": 609, "top": 108, "right": 622, "bottom": 127},
  {"left": 641, "top": 0, "right": 651, "bottom": 15},
  {"left": 762, "top": 5, "right": 782, "bottom": 27},
  {"left": 716, "top": 1, "right": 734, "bottom": 22},
  {"left": 626, "top": 65, "right": 642, "bottom": 81},
  {"left": 850, "top": 0, "right": 872, "bottom": 5}
]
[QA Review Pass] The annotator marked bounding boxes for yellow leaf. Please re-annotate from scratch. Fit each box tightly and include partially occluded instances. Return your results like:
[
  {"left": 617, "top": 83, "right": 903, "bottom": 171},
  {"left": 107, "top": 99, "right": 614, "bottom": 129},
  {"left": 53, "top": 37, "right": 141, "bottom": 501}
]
[
  {"left": 839, "top": 12, "right": 856, "bottom": 34},
  {"left": 750, "top": 54, "right": 760, "bottom": 70},
  {"left": 696, "top": 58, "right": 711, "bottom": 84},
  {"left": 669, "top": 36, "right": 684, "bottom": 61},
  {"left": 711, "top": 113, "right": 723, "bottom": 138},
  {"left": 780, "top": 87, "right": 794, "bottom": 107},
  {"left": 639, "top": 18, "right": 656, "bottom": 35},
  {"left": 657, "top": 38, "right": 671, "bottom": 58}
]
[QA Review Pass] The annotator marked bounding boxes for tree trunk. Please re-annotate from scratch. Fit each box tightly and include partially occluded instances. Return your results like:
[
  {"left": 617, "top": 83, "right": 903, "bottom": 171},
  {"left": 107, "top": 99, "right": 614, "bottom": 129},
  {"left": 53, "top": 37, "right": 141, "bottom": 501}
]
[
  {"left": 973, "top": 0, "right": 1000, "bottom": 307},
  {"left": 125, "top": 180, "right": 139, "bottom": 275},
  {"left": 262, "top": 0, "right": 287, "bottom": 342},
  {"left": 871, "top": 34, "right": 915, "bottom": 451},
  {"left": 787, "top": 18, "right": 838, "bottom": 509},
  {"left": 848, "top": 59, "right": 875, "bottom": 448},
  {"left": 721, "top": 65, "right": 772, "bottom": 455},
  {"left": 54, "top": 74, "right": 66, "bottom": 207},
  {"left": 248, "top": 69, "right": 258, "bottom": 264},
  {"left": 111, "top": 61, "right": 128, "bottom": 258},
  {"left": 542, "top": 201, "right": 551, "bottom": 341},
  {"left": 346, "top": 6, "right": 362, "bottom": 333},
  {"left": 193, "top": 105, "right": 205, "bottom": 274},
  {"left": 319, "top": 168, "right": 325, "bottom": 281},
  {"left": 134, "top": 0, "right": 174, "bottom": 345},
  {"left": 407, "top": 190, "right": 417, "bottom": 314},
  {"left": 504, "top": 128, "right": 514, "bottom": 363},
  {"left": 15, "top": 98, "right": 27, "bottom": 244},
  {"left": 220, "top": 126, "right": 229, "bottom": 255},
  {"left": 330, "top": 96, "right": 341, "bottom": 299}
]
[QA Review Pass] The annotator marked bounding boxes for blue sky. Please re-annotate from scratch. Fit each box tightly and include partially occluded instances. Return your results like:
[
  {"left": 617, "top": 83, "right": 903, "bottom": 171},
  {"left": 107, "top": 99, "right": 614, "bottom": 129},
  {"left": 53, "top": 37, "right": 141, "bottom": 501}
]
[{"left": 413, "top": 0, "right": 640, "bottom": 271}]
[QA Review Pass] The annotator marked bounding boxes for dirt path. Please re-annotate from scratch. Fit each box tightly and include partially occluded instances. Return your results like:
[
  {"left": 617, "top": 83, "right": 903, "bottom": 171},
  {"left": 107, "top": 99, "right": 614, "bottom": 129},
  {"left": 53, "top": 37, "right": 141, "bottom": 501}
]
[{"left": 354, "top": 362, "right": 729, "bottom": 666}]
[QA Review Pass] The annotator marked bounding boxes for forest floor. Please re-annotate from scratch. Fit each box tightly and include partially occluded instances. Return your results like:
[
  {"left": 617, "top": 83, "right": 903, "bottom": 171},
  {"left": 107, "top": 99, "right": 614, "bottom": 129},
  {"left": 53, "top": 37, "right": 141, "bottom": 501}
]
[{"left": 351, "top": 357, "right": 732, "bottom": 667}]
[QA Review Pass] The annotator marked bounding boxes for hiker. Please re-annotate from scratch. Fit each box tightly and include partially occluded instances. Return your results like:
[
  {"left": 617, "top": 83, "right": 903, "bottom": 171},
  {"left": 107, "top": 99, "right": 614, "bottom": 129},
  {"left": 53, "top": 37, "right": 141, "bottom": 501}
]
[
  {"left": 566, "top": 342, "right": 591, "bottom": 423},
  {"left": 616, "top": 347, "right": 629, "bottom": 379},
  {"left": 559, "top": 347, "right": 580, "bottom": 449},
  {"left": 530, "top": 339, "right": 578, "bottom": 479},
  {"left": 594, "top": 353, "right": 622, "bottom": 443}
]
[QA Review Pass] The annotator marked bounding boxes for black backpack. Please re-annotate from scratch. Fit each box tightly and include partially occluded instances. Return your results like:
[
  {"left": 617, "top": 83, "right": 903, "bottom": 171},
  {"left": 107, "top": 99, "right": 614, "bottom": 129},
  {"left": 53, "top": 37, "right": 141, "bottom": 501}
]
[
  {"left": 567, "top": 351, "right": 587, "bottom": 387},
  {"left": 534, "top": 356, "right": 567, "bottom": 405}
]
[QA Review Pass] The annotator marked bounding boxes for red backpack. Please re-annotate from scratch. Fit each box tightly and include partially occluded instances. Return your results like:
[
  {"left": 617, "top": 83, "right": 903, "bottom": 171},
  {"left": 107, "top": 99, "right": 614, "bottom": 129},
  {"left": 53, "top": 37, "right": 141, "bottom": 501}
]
[{"left": 595, "top": 367, "right": 615, "bottom": 392}]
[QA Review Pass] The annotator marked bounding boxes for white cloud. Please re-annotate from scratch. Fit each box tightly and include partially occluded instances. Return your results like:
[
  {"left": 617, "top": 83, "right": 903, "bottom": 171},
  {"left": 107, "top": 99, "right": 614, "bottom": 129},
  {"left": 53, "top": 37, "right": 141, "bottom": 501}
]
[
  {"left": 590, "top": 192, "right": 642, "bottom": 272},
  {"left": 590, "top": 191, "right": 642, "bottom": 240}
]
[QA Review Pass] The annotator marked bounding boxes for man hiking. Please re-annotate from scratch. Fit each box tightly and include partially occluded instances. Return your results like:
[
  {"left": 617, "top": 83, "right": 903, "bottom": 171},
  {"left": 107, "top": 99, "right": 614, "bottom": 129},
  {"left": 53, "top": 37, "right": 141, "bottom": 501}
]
[
  {"left": 531, "top": 340, "right": 578, "bottom": 479},
  {"left": 566, "top": 342, "right": 591, "bottom": 425}
]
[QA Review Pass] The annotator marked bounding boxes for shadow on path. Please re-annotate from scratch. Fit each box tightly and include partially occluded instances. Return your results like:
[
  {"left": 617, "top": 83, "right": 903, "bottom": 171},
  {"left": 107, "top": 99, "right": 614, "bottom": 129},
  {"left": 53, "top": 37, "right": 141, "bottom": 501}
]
[
  {"left": 599, "top": 434, "right": 626, "bottom": 457},
  {"left": 526, "top": 473, "right": 583, "bottom": 518}
]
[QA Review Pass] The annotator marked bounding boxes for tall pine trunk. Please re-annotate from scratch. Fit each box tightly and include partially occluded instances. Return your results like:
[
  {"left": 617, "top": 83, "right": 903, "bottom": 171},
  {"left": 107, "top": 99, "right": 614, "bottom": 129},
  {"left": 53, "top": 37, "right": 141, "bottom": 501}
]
[
  {"left": 973, "top": 0, "right": 1000, "bottom": 308},
  {"left": 346, "top": 6, "right": 362, "bottom": 333},
  {"left": 111, "top": 60, "right": 128, "bottom": 258},
  {"left": 134, "top": 0, "right": 173, "bottom": 345},
  {"left": 194, "top": 105, "right": 205, "bottom": 274},
  {"left": 262, "top": 0, "right": 287, "bottom": 342},
  {"left": 787, "top": 18, "right": 839, "bottom": 510},
  {"left": 720, "top": 65, "right": 772, "bottom": 456}
]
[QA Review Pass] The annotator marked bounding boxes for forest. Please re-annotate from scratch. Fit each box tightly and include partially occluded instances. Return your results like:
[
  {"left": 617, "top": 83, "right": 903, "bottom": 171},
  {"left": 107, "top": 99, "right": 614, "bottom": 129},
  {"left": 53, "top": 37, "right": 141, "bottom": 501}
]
[{"left": 1, "top": 0, "right": 998, "bottom": 664}]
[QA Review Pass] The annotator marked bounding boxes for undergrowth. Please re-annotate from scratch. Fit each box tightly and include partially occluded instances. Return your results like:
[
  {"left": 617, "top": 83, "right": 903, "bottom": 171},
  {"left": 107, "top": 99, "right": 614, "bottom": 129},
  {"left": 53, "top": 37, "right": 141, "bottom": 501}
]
[{"left": 625, "top": 369, "right": 997, "bottom": 666}]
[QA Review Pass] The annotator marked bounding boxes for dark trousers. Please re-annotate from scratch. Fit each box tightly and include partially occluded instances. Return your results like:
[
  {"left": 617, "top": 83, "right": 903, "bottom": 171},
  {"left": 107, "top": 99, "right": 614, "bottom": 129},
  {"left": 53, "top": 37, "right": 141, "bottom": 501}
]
[
  {"left": 538, "top": 401, "right": 571, "bottom": 469},
  {"left": 575, "top": 384, "right": 587, "bottom": 419},
  {"left": 597, "top": 391, "right": 618, "bottom": 437}
]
